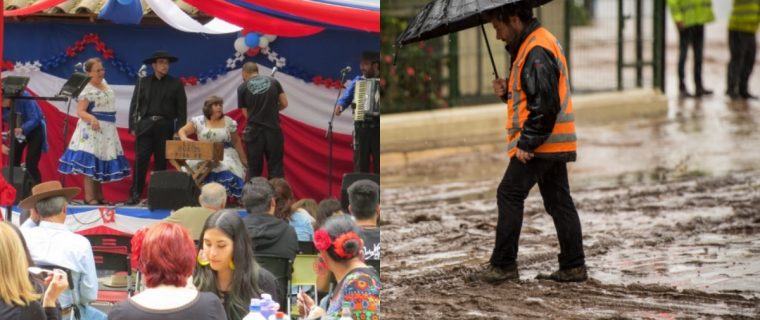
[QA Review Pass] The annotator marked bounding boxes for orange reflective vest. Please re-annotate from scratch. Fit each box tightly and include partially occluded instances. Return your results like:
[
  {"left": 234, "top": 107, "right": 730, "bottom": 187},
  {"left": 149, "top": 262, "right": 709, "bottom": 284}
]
[{"left": 506, "top": 27, "right": 577, "bottom": 158}]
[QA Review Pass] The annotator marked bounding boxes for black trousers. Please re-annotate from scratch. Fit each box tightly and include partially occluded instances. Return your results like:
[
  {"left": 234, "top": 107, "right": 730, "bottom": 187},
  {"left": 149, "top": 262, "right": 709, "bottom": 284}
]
[
  {"left": 678, "top": 25, "right": 706, "bottom": 90},
  {"left": 130, "top": 120, "right": 172, "bottom": 197},
  {"left": 246, "top": 129, "right": 284, "bottom": 179},
  {"left": 11, "top": 126, "right": 43, "bottom": 184},
  {"left": 354, "top": 118, "right": 379, "bottom": 174},
  {"left": 727, "top": 30, "right": 757, "bottom": 96},
  {"left": 490, "top": 157, "right": 585, "bottom": 270}
]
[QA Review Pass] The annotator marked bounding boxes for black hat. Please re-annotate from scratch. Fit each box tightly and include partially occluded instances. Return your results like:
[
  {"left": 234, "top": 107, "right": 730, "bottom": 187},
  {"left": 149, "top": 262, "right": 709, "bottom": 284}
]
[
  {"left": 361, "top": 51, "right": 380, "bottom": 63},
  {"left": 143, "top": 50, "right": 179, "bottom": 64}
]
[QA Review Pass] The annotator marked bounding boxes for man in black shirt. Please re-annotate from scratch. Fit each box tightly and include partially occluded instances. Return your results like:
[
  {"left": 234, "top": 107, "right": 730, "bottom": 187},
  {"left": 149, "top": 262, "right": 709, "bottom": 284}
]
[
  {"left": 237, "top": 62, "right": 288, "bottom": 179},
  {"left": 127, "top": 50, "right": 187, "bottom": 205}
]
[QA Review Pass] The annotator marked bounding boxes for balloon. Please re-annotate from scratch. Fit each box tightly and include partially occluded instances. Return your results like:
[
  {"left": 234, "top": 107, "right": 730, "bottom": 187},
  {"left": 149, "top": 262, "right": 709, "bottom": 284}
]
[
  {"left": 246, "top": 47, "right": 261, "bottom": 57},
  {"left": 234, "top": 37, "right": 249, "bottom": 54},
  {"left": 245, "top": 33, "right": 260, "bottom": 48},
  {"left": 258, "top": 37, "right": 269, "bottom": 49},
  {"left": 117, "top": 0, "right": 133, "bottom": 4}
]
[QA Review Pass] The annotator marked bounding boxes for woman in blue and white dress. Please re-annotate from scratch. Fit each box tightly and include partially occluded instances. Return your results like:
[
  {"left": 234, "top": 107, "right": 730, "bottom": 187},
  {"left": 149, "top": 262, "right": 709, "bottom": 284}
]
[
  {"left": 178, "top": 96, "right": 247, "bottom": 198},
  {"left": 58, "top": 58, "right": 131, "bottom": 204}
]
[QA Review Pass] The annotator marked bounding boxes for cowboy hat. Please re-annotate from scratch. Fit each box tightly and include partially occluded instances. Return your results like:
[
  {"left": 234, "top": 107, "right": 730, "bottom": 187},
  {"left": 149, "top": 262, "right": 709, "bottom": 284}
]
[
  {"left": 100, "top": 272, "right": 128, "bottom": 288},
  {"left": 143, "top": 50, "right": 179, "bottom": 64},
  {"left": 19, "top": 181, "right": 80, "bottom": 210}
]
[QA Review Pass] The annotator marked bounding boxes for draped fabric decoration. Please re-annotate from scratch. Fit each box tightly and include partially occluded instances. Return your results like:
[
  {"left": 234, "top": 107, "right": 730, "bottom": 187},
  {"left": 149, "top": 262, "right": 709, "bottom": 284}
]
[
  {"left": 98, "top": 0, "right": 144, "bottom": 25},
  {"left": 0, "top": 2, "right": 3, "bottom": 167},
  {"left": 182, "top": 0, "right": 325, "bottom": 37},
  {"left": 3, "top": 0, "right": 67, "bottom": 16},
  {"left": 145, "top": 0, "right": 242, "bottom": 34},
  {"left": 236, "top": 0, "right": 379, "bottom": 32}
]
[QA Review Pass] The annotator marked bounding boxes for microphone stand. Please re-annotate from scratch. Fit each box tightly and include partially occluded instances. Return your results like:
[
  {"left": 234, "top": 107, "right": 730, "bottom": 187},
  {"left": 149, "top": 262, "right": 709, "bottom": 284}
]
[
  {"left": 60, "top": 96, "right": 75, "bottom": 185},
  {"left": 326, "top": 69, "right": 350, "bottom": 198},
  {"left": 4, "top": 98, "right": 18, "bottom": 222}
]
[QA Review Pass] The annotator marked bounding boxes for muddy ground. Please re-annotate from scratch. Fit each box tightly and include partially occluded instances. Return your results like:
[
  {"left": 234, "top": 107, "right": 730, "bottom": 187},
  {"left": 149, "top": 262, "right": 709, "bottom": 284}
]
[{"left": 381, "top": 172, "right": 760, "bottom": 319}]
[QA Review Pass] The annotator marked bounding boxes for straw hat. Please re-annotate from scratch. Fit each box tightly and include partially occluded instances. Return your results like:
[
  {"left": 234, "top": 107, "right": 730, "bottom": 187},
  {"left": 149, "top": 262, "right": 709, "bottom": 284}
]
[{"left": 18, "top": 181, "right": 80, "bottom": 210}]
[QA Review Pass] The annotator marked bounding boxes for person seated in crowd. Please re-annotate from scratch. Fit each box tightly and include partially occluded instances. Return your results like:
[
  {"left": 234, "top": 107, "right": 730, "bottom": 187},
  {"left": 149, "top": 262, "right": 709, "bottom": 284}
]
[
  {"left": 297, "top": 215, "right": 380, "bottom": 320},
  {"left": 241, "top": 178, "right": 298, "bottom": 261},
  {"left": 292, "top": 198, "right": 318, "bottom": 230},
  {"left": 178, "top": 96, "right": 247, "bottom": 199},
  {"left": 108, "top": 222, "right": 226, "bottom": 320},
  {"left": 316, "top": 198, "right": 343, "bottom": 229},
  {"left": 347, "top": 180, "right": 380, "bottom": 262},
  {"left": 0, "top": 222, "right": 69, "bottom": 320},
  {"left": 194, "top": 210, "right": 278, "bottom": 320},
  {"left": 18, "top": 181, "right": 105, "bottom": 320},
  {"left": 164, "top": 182, "right": 226, "bottom": 241},
  {"left": 271, "top": 178, "right": 314, "bottom": 242}
]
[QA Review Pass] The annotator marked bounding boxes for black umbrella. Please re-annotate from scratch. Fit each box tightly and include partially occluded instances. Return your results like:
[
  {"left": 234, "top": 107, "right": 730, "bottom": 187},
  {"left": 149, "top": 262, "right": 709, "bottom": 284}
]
[{"left": 395, "top": 0, "right": 552, "bottom": 79}]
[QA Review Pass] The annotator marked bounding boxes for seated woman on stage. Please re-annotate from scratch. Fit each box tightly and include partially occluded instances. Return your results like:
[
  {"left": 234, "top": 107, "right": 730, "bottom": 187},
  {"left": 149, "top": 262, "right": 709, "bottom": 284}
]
[
  {"left": 193, "top": 210, "right": 278, "bottom": 320},
  {"left": 58, "top": 57, "right": 131, "bottom": 205},
  {"left": 297, "top": 215, "right": 380, "bottom": 320},
  {"left": 178, "top": 96, "right": 247, "bottom": 198},
  {"left": 108, "top": 222, "right": 226, "bottom": 320}
]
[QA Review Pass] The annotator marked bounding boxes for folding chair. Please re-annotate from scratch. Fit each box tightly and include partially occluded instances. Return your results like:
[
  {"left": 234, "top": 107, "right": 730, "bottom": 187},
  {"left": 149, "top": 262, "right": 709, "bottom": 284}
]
[
  {"left": 291, "top": 254, "right": 318, "bottom": 317},
  {"left": 298, "top": 241, "right": 317, "bottom": 255},
  {"left": 255, "top": 254, "right": 292, "bottom": 312},
  {"left": 84, "top": 234, "right": 132, "bottom": 255}
]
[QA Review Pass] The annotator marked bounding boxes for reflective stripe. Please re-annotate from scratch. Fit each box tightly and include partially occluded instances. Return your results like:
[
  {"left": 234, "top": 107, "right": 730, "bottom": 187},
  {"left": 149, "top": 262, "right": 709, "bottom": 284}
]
[
  {"left": 510, "top": 36, "right": 536, "bottom": 130},
  {"left": 557, "top": 112, "right": 575, "bottom": 123},
  {"left": 545, "top": 133, "right": 577, "bottom": 144},
  {"left": 508, "top": 138, "right": 518, "bottom": 150}
]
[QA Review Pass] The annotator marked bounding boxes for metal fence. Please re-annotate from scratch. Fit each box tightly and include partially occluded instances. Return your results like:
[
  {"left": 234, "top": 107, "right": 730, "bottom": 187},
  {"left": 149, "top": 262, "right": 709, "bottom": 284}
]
[{"left": 382, "top": 0, "right": 666, "bottom": 114}]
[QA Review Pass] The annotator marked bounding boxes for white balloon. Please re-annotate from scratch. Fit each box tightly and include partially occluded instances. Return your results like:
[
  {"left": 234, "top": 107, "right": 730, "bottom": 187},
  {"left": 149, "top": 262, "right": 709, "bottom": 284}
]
[
  {"left": 258, "top": 37, "right": 270, "bottom": 49},
  {"left": 264, "top": 34, "right": 277, "bottom": 42},
  {"left": 234, "top": 37, "right": 249, "bottom": 53}
]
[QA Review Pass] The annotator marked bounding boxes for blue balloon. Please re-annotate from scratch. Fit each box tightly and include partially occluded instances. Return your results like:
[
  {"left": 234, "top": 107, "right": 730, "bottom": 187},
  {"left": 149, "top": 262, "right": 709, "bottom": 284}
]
[
  {"left": 117, "top": 0, "right": 133, "bottom": 5},
  {"left": 244, "top": 33, "right": 260, "bottom": 48}
]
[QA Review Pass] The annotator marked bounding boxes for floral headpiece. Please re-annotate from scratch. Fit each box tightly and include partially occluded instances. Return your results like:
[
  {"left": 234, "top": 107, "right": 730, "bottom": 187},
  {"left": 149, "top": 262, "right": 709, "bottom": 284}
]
[{"left": 313, "top": 229, "right": 364, "bottom": 259}]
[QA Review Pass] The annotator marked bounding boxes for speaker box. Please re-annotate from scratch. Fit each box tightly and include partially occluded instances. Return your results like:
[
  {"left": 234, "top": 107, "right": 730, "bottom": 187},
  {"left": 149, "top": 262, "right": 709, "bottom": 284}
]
[
  {"left": 147, "top": 171, "right": 199, "bottom": 210},
  {"left": 2, "top": 167, "right": 33, "bottom": 205},
  {"left": 340, "top": 173, "right": 379, "bottom": 213}
]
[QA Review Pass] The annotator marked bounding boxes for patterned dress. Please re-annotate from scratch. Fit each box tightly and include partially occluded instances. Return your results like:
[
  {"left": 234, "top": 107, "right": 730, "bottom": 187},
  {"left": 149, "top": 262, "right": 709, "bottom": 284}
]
[
  {"left": 325, "top": 267, "right": 380, "bottom": 320},
  {"left": 58, "top": 81, "right": 130, "bottom": 182},
  {"left": 186, "top": 115, "right": 245, "bottom": 198}
]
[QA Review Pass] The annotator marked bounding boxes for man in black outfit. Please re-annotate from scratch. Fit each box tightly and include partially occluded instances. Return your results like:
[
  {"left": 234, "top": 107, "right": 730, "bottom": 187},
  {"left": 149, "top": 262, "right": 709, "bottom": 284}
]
[
  {"left": 127, "top": 50, "right": 187, "bottom": 205},
  {"left": 2, "top": 90, "right": 47, "bottom": 184},
  {"left": 335, "top": 51, "right": 380, "bottom": 174},
  {"left": 238, "top": 62, "right": 288, "bottom": 179}
]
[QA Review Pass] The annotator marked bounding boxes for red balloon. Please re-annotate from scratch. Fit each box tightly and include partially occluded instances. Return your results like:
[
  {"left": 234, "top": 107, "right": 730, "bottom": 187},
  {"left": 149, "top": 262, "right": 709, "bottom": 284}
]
[{"left": 246, "top": 48, "right": 261, "bottom": 57}]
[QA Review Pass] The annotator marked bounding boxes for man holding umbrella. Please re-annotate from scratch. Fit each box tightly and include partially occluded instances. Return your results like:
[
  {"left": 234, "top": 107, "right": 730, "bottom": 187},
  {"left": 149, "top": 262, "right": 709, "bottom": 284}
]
[{"left": 473, "top": 1, "right": 587, "bottom": 283}]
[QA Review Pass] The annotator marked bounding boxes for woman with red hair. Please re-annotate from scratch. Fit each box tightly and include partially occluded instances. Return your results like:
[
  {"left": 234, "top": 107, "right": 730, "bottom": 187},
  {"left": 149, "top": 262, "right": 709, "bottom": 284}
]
[
  {"left": 296, "top": 215, "right": 380, "bottom": 320},
  {"left": 108, "top": 222, "right": 226, "bottom": 320}
]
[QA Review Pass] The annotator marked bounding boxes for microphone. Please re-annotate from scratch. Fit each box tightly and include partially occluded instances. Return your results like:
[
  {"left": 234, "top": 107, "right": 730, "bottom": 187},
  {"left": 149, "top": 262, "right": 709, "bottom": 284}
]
[
  {"left": 270, "top": 67, "right": 277, "bottom": 77},
  {"left": 340, "top": 66, "right": 352, "bottom": 74},
  {"left": 74, "top": 62, "right": 84, "bottom": 73},
  {"left": 137, "top": 64, "right": 148, "bottom": 78}
]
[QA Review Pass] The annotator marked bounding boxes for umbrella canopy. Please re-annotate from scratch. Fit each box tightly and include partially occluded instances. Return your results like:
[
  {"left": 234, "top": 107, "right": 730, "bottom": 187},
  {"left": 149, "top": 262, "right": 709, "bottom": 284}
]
[{"left": 394, "top": 0, "right": 552, "bottom": 79}]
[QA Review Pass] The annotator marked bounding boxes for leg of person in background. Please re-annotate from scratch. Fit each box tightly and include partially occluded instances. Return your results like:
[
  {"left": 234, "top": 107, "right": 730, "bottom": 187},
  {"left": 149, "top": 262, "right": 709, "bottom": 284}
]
[
  {"left": 738, "top": 32, "right": 757, "bottom": 99},
  {"left": 83, "top": 176, "right": 97, "bottom": 204},
  {"left": 246, "top": 133, "right": 265, "bottom": 178},
  {"left": 727, "top": 30, "right": 741, "bottom": 99},
  {"left": 357, "top": 123, "right": 371, "bottom": 173},
  {"left": 693, "top": 25, "right": 713, "bottom": 96},
  {"left": 266, "top": 130, "right": 285, "bottom": 178},
  {"left": 21, "top": 127, "right": 43, "bottom": 184},
  {"left": 678, "top": 27, "right": 692, "bottom": 97},
  {"left": 153, "top": 122, "right": 171, "bottom": 172},
  {"left": 130, "top": 132, "right": 154, "bottom": 203},
  {"left": 369, "top": 119, "right": 379, "bottom": 175}
]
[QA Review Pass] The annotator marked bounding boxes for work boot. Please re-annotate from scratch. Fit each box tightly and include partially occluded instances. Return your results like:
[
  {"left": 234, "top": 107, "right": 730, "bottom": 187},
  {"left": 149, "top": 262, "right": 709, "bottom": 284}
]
[
  {"left": 695, "top": 87, "right": 713, "bottom": 97},
  {"left": 468, "top": 264, "right": 519, "bottom": 284},
  {"left": 740, "top": 92, "right": 758, "bottom": 100},
  {"left": 126, "top": 193, "right": 141, "bottom": 206},
  {"left": 679, "top": 85, "right": 693, "bottom": 98},
  {"left": 536, "top": 265, "right": 588, "bottom": 282}
]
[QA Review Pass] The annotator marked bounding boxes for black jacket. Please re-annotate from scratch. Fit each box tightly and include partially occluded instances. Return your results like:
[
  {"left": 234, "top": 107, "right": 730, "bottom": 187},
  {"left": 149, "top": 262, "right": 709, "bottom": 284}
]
[
  {"left": 241, "top": 212, "right": 298, "bottom": 261},
  {"left": 507, "top": 19, "right": 576, "bottom": 162},
  {"left": 128, "top": 74, "right": 187, "bottom": 133}
]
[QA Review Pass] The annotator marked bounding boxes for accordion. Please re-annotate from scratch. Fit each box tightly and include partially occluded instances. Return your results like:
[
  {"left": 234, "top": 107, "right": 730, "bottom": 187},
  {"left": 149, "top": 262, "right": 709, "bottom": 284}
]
[{"left": 353, "top": 79, "right": 380, "bottom": 121}]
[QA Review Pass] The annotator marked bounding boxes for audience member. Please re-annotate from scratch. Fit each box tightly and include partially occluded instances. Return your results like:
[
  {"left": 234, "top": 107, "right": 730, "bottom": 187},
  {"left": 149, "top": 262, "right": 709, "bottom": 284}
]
[
  {"left": 292, "top": 198, "right": 318, "bottom": 227},
  {"left": 108, "top": 222, "right": 226, "bottom": 320},
  {"left": 241, "top": 178, "right": 298, "bottom": 260},
  {"left": 194, "top": 210, "right": 278, "bottom": 320},
  {"left": 297, "top": 215, "right": 380, "bottom": 319},
  {"left": 347, "top": 180, "right": 380, "bottom": 261},
  {"left": 164, "top": 182, "right": 226, "bottom": 241},
  {"left": 271, "top": 178, "right": 314, "bottom": 241},
  {"left": 19, "top": 181, "right": 105, "bottom": 320},
  {"left": 316, "top": 198, "right": 342, "bottom": 228},
  {"left": 0, "top": 222, "right": 69, "bottom": 320}
]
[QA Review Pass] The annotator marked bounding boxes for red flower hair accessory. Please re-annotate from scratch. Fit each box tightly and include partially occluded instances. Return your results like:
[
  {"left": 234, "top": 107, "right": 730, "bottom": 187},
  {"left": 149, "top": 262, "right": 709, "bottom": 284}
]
[
  {"left": 333, "top": 232, "right": 363, "bottom": 259},
  {"left": 313, "top": 229, "right": 332, "bottom": 252}
]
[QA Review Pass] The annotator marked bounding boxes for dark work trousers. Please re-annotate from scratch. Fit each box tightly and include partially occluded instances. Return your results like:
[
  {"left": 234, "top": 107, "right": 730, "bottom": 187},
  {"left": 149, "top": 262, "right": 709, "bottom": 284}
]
[
  {"left": 678, "top": 25, "right": 706, "bottom": 90},
  {"left": 354, "top": 118, "right": 379, "bottom": 174},
  {"left": 727, "top": 30, "right": 757, "bottom": 96},
  {"left": 246, "top": 129, "right": 284, "bottom": 179},
  {"left": 11, "top": 126, "right": 43, "bottom": 184},
  {"left": 490, "top": 157, "right": 585, "bottom": 270},
  {"left": 131, "top": 119, "right": 173, "bottom": 197}
]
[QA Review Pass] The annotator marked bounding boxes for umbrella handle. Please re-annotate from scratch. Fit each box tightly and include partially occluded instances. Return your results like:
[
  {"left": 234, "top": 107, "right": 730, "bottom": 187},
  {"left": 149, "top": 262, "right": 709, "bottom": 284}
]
[{"left": 480, "top": 23, "right": 500, "bottom": 79}]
